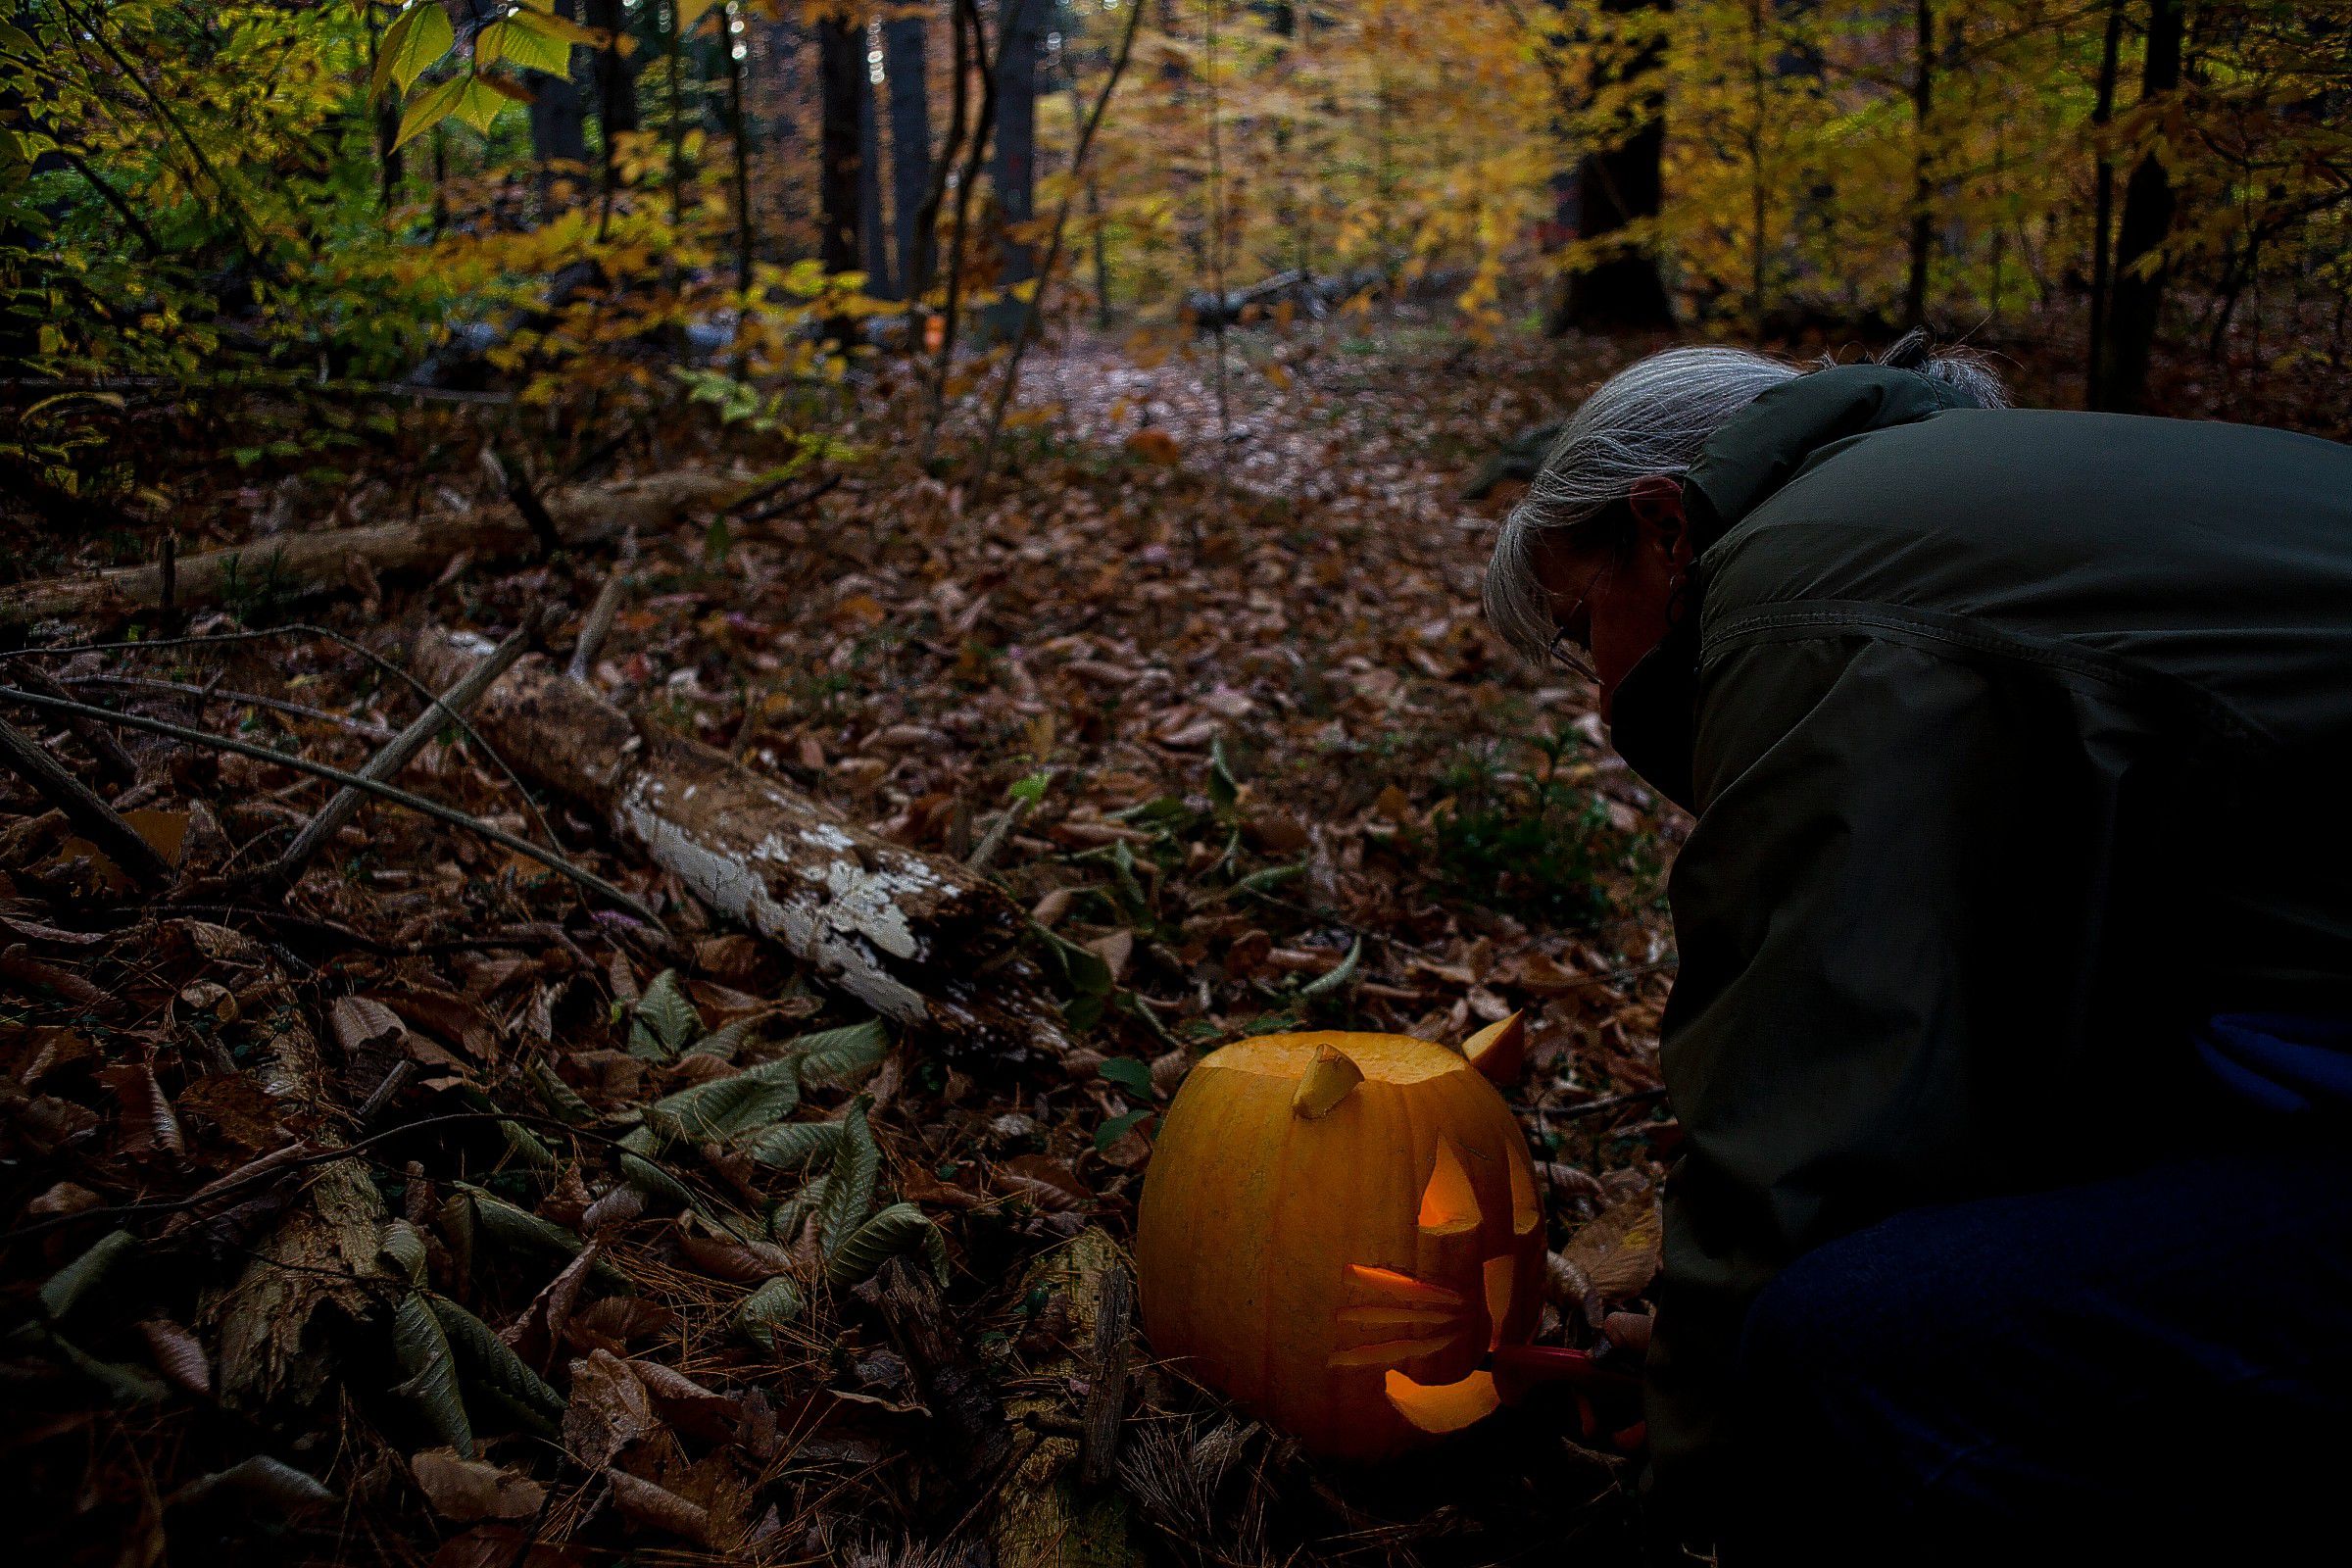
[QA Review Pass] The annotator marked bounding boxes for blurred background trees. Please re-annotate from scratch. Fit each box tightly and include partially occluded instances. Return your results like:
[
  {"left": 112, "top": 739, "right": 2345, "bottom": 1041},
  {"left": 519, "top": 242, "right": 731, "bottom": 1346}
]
[{"left": 2, "top": 0, "right": 2347, "bottom": 473}]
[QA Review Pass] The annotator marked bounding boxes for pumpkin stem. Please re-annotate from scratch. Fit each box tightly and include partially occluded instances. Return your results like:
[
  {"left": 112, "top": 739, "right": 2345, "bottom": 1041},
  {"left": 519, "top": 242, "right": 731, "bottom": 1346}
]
[{"left": 1292, "top": 1044, "right": 1365, "bottom": 1118}]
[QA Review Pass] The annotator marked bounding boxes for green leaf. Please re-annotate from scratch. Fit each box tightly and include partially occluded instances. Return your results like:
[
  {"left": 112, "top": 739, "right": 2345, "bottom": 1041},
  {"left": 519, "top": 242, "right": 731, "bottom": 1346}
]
[
  {"left": 824, "top": 1202, "right": 948, "bottom": 1287},
  {"left": 501, "top": 1117, "right": 560, "bottom": 1171},
  {"left": 46, "top": 1329, "right": 169, "bottom": 1404},
  {"left": 1098, "top": 1057, "right": 1155, "bottom": 1100},
  {"left": 1231, "top": 859, "right": 1305, "bottom": 898},
  {"left": 647, "top": 1055, "right": 801, "bottom": 1146},
  {"left": 816, "top": 1099, "right": 879, "bottom": 1256},
  {"left": 685, "top": 1015, "right": 760, "bottom": 1060},
  {"left": 512, "top": 5, "right": 607, "bottom": 47},
  {"left": 451, "top": 72, "right": 531, "bottom": 136},
  {"left": 1109, "top": 840, "right": 1149, "bottom": 917},
  {"left": 391, "top": 1291, "right": 473, "bottom": 1456},
  {"left": 736, "top": 1276, "right": 805, "bottom": 1349},
  {"left": 527, "top": 1059, "right": 594, "bottom": 1124},
  {"left": 617, "top": 1126, "right": 695, "bottom": 1206},
  {"left": 41, "top": 1229, "right": 137, "bottom": 1321},
  {"left": 379, "top": 1219, "right": 429, "bottom": 1287},
  {"left": 374, "top": 2, "right": 456, "bottom": 99},
  {"left": 767, "top": 1184, "right": 820, "bottom": 1242},
  {"left": 1095, "top": 1108, "right": 1153, "bottom": 1152},
  {"left": 1037, "top": 927, "right": 1113, "bottom": 1000},
  {"left": 1209, "top": 737, "right": 1242, "bottom": 812},
  {"left": 793, "top": 1018, "right": 891, "bottom": 1089},
  {"left": 1007, "top": 768, "right": 1054, "bottom": 807},
  {"left": 456, "top": 1184, "right": 620, "bottom": 1281},
  {"left": 428, "top": 1292, "right": 564, "bottom": 1421},
  {"left": 475, "top": 15, "right": 572, "bottom": 76},
  {"left": 745, "top": 1118, "right": 846, "bottom": 1174},
  {"left": 1297, "top": 936, "right": 1363, "bottom": 999},
  {"left": 631, "top": 969, "right": 702, "bottom": 1060},
  {"left": 393, "top": 74, "right": 465, "bottom": 151}
]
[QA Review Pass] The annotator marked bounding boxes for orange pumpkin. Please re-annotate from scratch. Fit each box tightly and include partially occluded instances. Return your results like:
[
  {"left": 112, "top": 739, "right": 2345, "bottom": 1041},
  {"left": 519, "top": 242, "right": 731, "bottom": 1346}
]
[{"left": 1134, "top": 1021, "right": 1543, "bottom": 1461}]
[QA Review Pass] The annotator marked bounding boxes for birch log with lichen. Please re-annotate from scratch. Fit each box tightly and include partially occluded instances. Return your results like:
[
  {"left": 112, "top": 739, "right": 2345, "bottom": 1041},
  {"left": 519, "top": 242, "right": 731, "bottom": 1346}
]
[{"left": 410, "top": 628, "right": 1067, "bottom": 1058}]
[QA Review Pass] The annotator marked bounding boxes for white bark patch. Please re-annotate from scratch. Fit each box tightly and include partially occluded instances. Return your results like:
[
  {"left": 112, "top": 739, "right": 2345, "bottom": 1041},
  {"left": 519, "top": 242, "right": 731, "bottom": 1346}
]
[{"left": 619, "top": 779, "right": 930, "bottom": 1023}]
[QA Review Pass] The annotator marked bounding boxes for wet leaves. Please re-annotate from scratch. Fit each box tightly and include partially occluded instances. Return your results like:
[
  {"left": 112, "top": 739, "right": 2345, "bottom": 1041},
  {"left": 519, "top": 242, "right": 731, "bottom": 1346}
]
[{"left": 0, "top": 324, "right": 1685, "bottom": 1568}]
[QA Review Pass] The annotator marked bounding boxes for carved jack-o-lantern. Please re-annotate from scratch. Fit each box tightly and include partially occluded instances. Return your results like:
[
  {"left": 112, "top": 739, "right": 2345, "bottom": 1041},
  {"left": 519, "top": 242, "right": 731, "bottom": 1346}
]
[{"left": 1135, "top": 1023, "right": 1543, "bottom": 1461}]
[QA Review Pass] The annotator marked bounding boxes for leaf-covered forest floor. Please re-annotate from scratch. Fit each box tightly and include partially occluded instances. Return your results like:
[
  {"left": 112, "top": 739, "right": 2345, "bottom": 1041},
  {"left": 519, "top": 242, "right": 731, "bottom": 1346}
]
[{"left": 3, "top": 312, "right": 2345, "bottom": 1568}]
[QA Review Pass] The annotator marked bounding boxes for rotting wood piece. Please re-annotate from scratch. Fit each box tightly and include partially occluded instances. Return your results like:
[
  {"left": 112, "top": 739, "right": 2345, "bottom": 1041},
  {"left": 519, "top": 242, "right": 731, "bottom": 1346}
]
[
  {"left": 410, "top": 628, "right": 1068, "bottom": 1058},
  {"left": 1, "top": 472, "right": 745, "bottom": 624}
]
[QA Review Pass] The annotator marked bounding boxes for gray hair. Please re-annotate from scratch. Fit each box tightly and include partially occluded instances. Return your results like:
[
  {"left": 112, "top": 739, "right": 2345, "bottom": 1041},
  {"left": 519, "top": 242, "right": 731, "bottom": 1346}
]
[{"left": 1482, "top": 333, "right": 2008, "bottom": 661}]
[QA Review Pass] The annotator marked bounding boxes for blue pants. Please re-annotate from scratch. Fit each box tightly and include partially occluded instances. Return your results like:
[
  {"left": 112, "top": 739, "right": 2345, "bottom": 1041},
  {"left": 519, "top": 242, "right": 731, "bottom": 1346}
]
[{"left": 1730, "top": 1135, "right": 2352, "bottom": 1562}]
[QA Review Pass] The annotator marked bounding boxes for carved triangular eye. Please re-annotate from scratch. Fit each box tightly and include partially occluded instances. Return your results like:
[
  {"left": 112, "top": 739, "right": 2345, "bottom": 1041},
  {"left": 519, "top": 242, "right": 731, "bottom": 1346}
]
[{"left": 1418, "top": 1137, "right": 1481, "bottom": 1234}]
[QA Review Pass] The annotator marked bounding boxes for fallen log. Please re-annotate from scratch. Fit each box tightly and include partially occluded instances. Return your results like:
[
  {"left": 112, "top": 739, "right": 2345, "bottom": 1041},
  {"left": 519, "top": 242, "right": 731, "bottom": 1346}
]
[
  {"left": 1, "top": 472, "right": 744, "bottom": 625},
  {"left": 410, "top": 628, "right": 1070, "bottom": 1059}
]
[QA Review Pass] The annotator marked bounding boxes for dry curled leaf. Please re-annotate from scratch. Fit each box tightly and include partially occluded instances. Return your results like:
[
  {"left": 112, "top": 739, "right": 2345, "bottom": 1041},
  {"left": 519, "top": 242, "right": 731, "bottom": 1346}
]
[
  {"left": 1552, "top": 1194, "right": 1664, "bottom": 1326},
  {"left": 564, "top": 1349, "right": 655, "bottom": 1469},
  {"left": 605, "top": 1469, "right": 712, "bottom": 1546},
  {"left": 675, "top": 1225, "right": 794, "bottom": 1282},
  {"left": 102, "top": 1060, "right": 182, "bottom": 1160},
  {"left": 137, "top": 1318, "right": 211, "bottom": 1397},
  {"left": 996, "top": 1155, "right": 1092, "bottom": 1211},
  {"left": 629, "top": 1358, "right": 741, "bottom": 1443},
  {"left": 412, "top": 1447, "right": 546, "bottom": 1523}
]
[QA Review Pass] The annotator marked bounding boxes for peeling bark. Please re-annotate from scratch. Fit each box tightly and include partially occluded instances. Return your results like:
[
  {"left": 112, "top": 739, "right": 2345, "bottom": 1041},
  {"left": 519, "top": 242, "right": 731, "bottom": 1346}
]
[
  {"left": 2, "top": 472, "right": 745, "bottom": 625},
  {"left": 411, "top": 630, "right": 1067, "bottom": 1059}
]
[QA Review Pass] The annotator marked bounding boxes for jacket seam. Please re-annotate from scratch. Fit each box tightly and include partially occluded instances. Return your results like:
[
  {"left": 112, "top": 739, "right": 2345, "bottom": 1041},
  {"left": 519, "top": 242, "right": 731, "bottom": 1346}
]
[{"left": 1700, "top": 601, "right": 2273, "bottom": 753}]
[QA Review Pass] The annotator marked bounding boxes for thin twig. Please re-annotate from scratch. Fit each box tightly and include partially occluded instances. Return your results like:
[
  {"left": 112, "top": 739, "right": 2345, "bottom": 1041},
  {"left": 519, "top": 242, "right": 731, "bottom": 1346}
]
[
  {"left": 0, "top": 712, "right": 173, "bottom": 888},
  {"left": 0, "top": 375, "right": 513, "bottom": 408},
  {"left": 484, "top": 447, "right": 563, "bottom": 559},
  {"left": 61, "top": 675, "right": 397, "bottom": 741},
  {"left": 1549, "top": 1086, "right": 1672, "bottom": 1122},
  {"left": 2, "top": 624, "right": 564, "bottom": 879},
  {"left": 0, "top": 685, "right": 666, "bottom": 935},
  {"left": 568, "top": 533, "right": 638, "bottom": 683},
  {"left": 272, "top": 612, "right": 546, "bottom": 884},
  {"left": 965, "top": 797, "right": 1031, "bottom": 874},
  {"left": 18, "top": 665, "right": 139, "bottom": 786}
]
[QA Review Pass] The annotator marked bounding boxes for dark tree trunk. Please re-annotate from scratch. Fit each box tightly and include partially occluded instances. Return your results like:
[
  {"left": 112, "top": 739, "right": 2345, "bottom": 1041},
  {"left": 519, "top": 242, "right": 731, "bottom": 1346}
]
[
  {"left": 2085, "top": 0, "right": 2126, "bottom": 406},
  {"left": 1549, "top": 0, "right": 1673, "bottom": 334},
  {"left": 991, "top": 0, "right": 1045, "bottom": 296},
  {"left": 587, "top": 0, "right": 640, "bottom": 133},
  {"left": 2098, "top": 0, "right": 2183, "bottom": 414},
  {"left": 819, "top": 15, "right": 864, "bottom": 341},
  {"left": 529, "top": 0, "right": 591, "bottom": 198},
  {"left": 1902, "top": 0, "right": 1934, "bottom": 326},
  {"left": 885, "top": 13, "right": 934, "bottom": 299},
  {"left": 722, "top": 1, "right": 755, "bottom": 291},
  {"left": 858, "top": 45, "right": 891, "bottom": 295},
  {"left": 377, "top": 97, "right": 405, "bottom": 211}
]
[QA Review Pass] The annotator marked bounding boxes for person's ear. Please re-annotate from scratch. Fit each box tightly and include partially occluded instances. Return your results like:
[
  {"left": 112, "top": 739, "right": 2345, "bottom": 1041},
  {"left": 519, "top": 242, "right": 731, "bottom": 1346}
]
[{"left": 1626, "top": 473, "right": 1690, "bottom": 562}]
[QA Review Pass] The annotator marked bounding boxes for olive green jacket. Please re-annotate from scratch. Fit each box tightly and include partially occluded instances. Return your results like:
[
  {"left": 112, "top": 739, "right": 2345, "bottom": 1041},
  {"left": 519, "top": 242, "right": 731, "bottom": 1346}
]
[{"left": 1606, "top": 367, "right": 2352, "bottom": 1535}]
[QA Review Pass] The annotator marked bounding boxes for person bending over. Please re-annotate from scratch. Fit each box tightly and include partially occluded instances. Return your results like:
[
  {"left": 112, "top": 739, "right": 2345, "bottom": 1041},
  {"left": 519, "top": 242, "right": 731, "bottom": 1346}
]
[{"left": 1483, "top": 335, "right": 2352, "bottom": 1561}]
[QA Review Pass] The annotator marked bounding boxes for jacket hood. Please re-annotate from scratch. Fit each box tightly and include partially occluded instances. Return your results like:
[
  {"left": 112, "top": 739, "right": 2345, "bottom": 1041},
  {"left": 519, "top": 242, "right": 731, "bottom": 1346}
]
[
  {"left": 1607, "top": 365, "right": 1983, "bottom": 808},
  {"left": 1682, "top": 364, "right": 1987, "bottom": 551}
]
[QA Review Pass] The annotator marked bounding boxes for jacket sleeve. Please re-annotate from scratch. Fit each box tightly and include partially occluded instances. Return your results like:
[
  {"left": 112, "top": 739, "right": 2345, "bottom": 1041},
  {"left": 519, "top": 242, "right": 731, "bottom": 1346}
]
[{"left": 1642, "top": 629, "right": 2057, "bottom": 1535}]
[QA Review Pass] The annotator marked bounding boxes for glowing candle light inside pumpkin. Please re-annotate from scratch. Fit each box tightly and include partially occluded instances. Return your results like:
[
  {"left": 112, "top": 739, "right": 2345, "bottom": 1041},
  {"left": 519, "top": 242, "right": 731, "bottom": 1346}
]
[{"left": 1135, "top": 1029, "right": 1544, "bottom": 1461}]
